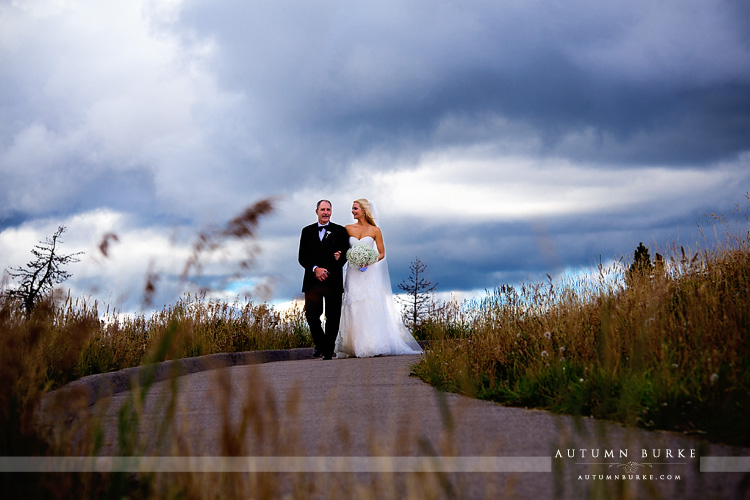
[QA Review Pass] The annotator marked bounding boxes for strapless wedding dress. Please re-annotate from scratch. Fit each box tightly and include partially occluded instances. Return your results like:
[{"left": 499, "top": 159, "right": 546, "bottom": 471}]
[{"left": 335, "top": 236, "right": 422, "bottom": 358}]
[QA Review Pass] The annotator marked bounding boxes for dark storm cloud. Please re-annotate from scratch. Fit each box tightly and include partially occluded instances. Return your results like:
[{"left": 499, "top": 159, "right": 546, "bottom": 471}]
[
  {"left": 0, "top": 139, "right": 159, "bottom": 227},
  {"left": 172, "top": 0, "right": 750, "bottom": 174}
]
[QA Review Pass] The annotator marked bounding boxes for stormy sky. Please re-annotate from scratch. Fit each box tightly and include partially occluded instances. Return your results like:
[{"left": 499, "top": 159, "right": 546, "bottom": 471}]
[{"left": 1, "top": 0, "right": 749, "bottom": 312}]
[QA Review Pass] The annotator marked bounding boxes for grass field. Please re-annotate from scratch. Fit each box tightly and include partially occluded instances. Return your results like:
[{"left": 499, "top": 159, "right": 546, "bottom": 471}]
[{"left": 412, "top": 202, "right": 750, "bottom": 447}]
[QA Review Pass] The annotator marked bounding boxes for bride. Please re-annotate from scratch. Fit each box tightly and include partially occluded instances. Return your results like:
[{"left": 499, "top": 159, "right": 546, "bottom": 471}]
[{"left": 335, "top": 199, "right": 422, "bottom": 358}]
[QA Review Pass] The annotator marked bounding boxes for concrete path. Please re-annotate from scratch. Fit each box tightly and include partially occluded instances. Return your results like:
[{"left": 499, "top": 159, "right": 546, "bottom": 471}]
[{"left": 44, "top": 352, "right": 749, "bottom": 499}]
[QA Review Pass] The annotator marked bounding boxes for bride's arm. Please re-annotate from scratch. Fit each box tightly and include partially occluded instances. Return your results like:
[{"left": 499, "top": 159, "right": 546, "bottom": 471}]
[{"left": 374, "top": 228, "right": 385, "bottom": 262}]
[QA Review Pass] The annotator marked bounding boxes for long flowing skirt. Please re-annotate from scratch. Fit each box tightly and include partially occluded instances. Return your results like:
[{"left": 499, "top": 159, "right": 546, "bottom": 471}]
[{"left": 335, "top": 259, "right": 422, "bottom": 358}]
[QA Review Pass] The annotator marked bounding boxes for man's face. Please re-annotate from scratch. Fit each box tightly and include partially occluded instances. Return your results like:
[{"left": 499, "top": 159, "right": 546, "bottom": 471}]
[{"left": 316, "top": 201, "right": 332, "bottom": 225}]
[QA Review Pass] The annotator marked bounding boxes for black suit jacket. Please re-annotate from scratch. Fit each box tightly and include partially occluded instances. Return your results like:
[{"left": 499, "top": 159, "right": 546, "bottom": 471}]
[{"left": 298, "top": 222, "right": 349, "bottom": 293}]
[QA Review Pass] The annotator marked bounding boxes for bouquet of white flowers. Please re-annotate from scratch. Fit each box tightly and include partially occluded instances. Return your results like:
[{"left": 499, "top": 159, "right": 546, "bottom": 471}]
[{"left": 347, "top": 244, "right": 379, "bottom": 271}]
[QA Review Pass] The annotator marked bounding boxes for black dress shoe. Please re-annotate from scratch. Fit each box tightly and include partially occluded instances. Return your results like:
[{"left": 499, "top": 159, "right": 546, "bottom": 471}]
[
  {"left": 323, "top": 354, "right": 333, "bottom": 360},
  {"left": 313, "top": 348, "right": 322, "bottom": 358}
]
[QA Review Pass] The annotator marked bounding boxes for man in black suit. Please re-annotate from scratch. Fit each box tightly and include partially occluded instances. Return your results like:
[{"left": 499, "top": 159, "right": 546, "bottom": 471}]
[{"left": 298, "top": 199, "right": 349, "bottom": 359}]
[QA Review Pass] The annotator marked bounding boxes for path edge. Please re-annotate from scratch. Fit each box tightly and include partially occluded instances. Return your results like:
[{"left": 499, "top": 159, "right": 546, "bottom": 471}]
[{"left": 43, "top": 348, "right": 316, "bottom": 410}]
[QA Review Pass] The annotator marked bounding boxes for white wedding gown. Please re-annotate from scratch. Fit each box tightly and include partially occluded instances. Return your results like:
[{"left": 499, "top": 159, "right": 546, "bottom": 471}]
[{"left": 335, "top": 236, "right": 423, "bottom": 358}]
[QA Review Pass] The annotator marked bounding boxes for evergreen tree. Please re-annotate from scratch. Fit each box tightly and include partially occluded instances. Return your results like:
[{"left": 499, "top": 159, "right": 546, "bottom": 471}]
[
  {"left": 6, "top": 226, "right": 83, "bottom": 314},
  {"left": 627, "top": 241, "right": 654, "bottom": 284},
  {"left": 397, "top": 257, "right": 437, "bottom": 332}
]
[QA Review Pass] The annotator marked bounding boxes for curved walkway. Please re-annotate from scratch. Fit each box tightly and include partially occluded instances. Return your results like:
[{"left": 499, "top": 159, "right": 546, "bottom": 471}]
[{"left": 40, "top": 350, "right": 749, "bottom": 499}]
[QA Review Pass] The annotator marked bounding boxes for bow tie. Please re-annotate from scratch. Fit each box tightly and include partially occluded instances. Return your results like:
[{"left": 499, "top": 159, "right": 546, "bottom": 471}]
[{"left": 318, "top": 225, "right": 329, "bottom": 231}]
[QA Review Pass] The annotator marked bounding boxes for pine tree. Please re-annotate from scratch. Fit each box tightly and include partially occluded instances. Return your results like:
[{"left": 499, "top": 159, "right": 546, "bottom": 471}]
[
  {"left": 6, "top": 226, "right": 83, "bottom": 314},
  {"left": 627, "top": 241, "right": 654, "bottom": 285},
  {"left": 397, "top": 257, "right": 437, "bottom": 332}
]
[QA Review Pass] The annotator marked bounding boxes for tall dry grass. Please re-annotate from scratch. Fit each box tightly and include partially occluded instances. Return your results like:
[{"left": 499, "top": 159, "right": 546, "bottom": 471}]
[
  {"left": 0, "top": 293, "right": 97, "bottom": 497},
  {"left": 414, "top": 198, "right": 750, "bottom": 446},
  {"left": 76, "top": 294, "right": 310, "bottom": 386},
  {"left": 0, "top": 291, "right": 310, "bottom": 392}
]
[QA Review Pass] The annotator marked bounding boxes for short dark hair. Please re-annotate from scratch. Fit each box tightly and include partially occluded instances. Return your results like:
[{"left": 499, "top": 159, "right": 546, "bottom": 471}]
[{"left": 316, "top": 199, "right": 332, "bottom": 210}]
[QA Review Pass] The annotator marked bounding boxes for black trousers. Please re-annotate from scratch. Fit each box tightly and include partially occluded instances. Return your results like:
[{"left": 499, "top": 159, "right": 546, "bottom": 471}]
[{"left": 304, "top": 288, "right": 342, "bottom": 356}]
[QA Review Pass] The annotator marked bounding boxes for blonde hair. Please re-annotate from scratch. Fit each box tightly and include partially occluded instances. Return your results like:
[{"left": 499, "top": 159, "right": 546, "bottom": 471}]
[{"left": 354, "top": 198, "right": 377, "bottom": 227}]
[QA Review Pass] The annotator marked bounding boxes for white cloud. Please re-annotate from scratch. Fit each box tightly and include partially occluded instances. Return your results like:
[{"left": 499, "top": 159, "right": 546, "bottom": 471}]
[
  {"left": 0, "top": 0, "right": 248, "bottom": 220},
  {"left": 350, "top": 147, "right": 750, "bottom": 223}
]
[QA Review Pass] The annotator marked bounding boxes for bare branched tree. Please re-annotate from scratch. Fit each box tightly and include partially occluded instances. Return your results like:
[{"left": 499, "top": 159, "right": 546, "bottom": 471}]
[
  {"left": 397, "top": 257, "right": 437, "bottom": 332},
  {"left": 6, "top": 226, "right": 83, "bottom": 315}
]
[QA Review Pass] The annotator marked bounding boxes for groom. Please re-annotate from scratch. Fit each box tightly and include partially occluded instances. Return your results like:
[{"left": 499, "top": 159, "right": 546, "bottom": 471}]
[{"left": 298, "top": 199, "right": 349, "bottom": 360}]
